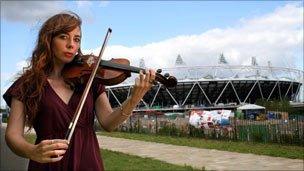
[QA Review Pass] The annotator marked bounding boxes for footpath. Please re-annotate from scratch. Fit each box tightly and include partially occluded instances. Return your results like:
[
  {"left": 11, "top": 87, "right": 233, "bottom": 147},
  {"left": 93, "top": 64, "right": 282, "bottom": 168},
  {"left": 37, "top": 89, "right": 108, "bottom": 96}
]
[
  {"left": 97, "top": 135, "right": 304, "bottom": 171},
  {"left": 1, "top": 124, "right": 303, "bottom": 170}
]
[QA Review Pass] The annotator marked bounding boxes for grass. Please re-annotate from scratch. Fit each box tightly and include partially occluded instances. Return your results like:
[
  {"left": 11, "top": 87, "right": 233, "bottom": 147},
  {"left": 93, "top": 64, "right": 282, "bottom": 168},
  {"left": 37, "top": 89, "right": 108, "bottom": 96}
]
[
  {"left": 24, "top": 133, "right": 201, "bottom": 171},
  {"left": 97, "top": 131, "right": 304, "bottom": 159},
  {"left": 102, "top": 149, "right": 199, "bottom": 171}
]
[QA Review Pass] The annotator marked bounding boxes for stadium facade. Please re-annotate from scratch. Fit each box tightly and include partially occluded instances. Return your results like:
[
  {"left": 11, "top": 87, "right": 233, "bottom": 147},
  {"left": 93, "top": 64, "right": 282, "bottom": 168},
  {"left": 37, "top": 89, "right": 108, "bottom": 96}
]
[{"left": 105, "top": 54, "right": 304, "bottom": 112}]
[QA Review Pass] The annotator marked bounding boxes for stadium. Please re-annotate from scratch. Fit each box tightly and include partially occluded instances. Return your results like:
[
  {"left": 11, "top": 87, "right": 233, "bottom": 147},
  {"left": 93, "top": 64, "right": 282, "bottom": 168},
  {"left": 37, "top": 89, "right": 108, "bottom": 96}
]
[{"left": 105, "top": 54, "right": 304, "bottom": 113}]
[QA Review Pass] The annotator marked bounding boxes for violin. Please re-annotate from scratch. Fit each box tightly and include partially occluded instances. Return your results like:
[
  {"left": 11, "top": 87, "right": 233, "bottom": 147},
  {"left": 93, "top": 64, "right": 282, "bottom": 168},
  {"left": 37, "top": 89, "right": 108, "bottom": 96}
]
[
  {"left": 62, "top": 55, "right": 177, "bottom": 88},
  {"left": 64, "top": 28, "right": 177, "bottom": 142}
]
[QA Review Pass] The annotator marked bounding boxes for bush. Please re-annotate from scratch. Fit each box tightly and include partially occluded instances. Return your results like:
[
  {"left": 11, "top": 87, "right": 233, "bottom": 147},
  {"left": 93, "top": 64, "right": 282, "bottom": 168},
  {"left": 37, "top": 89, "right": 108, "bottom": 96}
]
[
  {"left": 188, "top": 125, "right": 204, "bottom": 138},
  {"left": 281, "top": 134, "right": 294, "bottom": 144}
]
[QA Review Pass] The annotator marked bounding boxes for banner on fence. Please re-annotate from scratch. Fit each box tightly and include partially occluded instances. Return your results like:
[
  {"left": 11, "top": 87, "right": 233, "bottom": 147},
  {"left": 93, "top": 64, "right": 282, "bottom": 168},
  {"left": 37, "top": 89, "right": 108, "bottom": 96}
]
[{"left": 189, "top": 110, "right": 232, "bottom": 129}]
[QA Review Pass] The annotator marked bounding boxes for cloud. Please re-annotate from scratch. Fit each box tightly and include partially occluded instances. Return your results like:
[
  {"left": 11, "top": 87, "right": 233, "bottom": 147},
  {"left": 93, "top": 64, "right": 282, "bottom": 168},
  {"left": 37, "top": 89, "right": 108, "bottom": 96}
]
[
  {"left": 1, "top": 84, "right": 11, "bottom": 107},
  {"left": 1, "top": 72, "right": 16, "bottom": 84},
  {"left": 99, "top": 1, "right": 110, "bottom": 7},
  {"left": 76, "top": 1, "right": 93, "bottom": 8},
  {"left": 1, "top": 60, "right": 28, "bottom": 88},
  {"left": 83, "top": 3, "right": 303, "bottom": 71},
  {"left": 1, "top": 72, "right": 17, "bottom": 107},
  {"left": 16, "top": 60, "right": 29, "bottom": 70},
  {"left": 0, "top": 60, "right": 29, "bottom": 108},
  {"left": 1, "top": 1, "right": 65, "bottom": 24}
]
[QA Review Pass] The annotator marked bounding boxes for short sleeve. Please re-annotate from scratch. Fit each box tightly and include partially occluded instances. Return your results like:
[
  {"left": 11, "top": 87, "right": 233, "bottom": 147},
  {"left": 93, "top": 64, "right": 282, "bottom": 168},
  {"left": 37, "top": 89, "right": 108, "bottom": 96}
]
[
  {"left": 92, "top": 82, "right": 105, "bottom": 102},
  {"left": 3, "top": 78, "right": 24, "bottom": 107}
]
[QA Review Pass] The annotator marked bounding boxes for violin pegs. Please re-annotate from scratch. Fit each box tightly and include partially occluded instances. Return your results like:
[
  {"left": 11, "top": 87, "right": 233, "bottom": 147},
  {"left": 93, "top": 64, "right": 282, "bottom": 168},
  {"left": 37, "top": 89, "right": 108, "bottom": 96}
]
[
  {"left": 76, "top": 57, "right": 83, "bottom": 64},
  {"left": 164, "top": 73, "right": 170, "bottom": 78},
  {"left": 156, "top": 69, "right": 162, "bottom": 74}
]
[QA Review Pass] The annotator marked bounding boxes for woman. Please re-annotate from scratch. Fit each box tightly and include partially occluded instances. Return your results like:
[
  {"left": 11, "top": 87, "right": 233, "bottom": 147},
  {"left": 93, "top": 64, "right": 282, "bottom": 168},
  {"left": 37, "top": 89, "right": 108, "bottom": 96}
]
[{"left": 3, "top": 11, "right": 155, "bottom": 170}]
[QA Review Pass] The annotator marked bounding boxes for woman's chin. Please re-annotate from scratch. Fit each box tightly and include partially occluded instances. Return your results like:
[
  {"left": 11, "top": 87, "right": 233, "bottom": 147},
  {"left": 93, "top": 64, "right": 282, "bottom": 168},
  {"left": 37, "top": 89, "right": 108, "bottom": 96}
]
[{"left": 63, "top": 57, "right": 75, "bottom": 63}]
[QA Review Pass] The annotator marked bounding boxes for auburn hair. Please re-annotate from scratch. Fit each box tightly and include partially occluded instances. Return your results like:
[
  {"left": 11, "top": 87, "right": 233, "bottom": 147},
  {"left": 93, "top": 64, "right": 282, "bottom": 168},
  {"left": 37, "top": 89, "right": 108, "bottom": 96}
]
[{"left": 15, "top": 11, "right": 82, "bottom": 128}]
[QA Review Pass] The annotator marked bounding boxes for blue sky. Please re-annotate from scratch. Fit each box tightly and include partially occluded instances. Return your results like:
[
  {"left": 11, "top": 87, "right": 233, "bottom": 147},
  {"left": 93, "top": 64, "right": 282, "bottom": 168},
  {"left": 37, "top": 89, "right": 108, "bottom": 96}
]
[{"left": 1, "top": 1, "right": 303, "bottom": 107}]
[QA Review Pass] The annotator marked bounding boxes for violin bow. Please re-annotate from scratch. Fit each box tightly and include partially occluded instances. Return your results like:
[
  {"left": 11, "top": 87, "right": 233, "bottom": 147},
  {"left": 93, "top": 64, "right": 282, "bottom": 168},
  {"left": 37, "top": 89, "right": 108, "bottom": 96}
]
[{"left": 65, "top": 28, "right": 112, "bottom": 142}]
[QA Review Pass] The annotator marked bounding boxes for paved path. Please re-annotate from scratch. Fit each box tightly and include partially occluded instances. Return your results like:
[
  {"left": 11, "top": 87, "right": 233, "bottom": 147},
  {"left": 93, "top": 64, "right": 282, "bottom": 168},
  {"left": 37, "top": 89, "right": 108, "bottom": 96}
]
[
  {"left": 97, "top": 135, "right": 304, "bottom": 171},
  {"left": 1, "top": 125, "right": 28, "bottom": 171},
  {"left": 1, "top": 123, "right": 303, "bottom": 171}
]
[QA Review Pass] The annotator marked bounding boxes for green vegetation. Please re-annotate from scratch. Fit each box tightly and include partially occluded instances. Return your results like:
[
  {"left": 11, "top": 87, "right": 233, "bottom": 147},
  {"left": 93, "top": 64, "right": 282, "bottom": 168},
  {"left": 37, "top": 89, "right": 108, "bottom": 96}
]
[
  {"left": 0, "top": 108, "right": 7, "bottom": 113},
  {"left": 102, "top": 149, "right": 199, "bottom": 171},
  {"left": 98, "top": 131, "right": 304, "bottom": 159},
  {"left": 24, "top": 133, "right": 36, "bottom": 143},
  {"left": 24, "top": 134, "right": 200, "bottom": 171},
  {"left": 256, "top": 98, "right": 293, "bottom": 113},
  {"left": 256, "top": 98, "right": 304, "bottom": 116}
]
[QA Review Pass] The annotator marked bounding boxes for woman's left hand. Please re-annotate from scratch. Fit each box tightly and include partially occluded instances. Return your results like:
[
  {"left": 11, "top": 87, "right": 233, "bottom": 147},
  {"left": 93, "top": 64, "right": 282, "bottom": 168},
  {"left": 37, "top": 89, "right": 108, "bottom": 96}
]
[{"left": 129, "top": 69, "right": 155, "bottom": 104}]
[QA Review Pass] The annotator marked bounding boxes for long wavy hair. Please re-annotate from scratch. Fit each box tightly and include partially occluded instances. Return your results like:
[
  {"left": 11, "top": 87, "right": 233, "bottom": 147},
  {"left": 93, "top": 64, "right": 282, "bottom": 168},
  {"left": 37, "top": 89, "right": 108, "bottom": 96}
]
[{"left": 15, "top": 11, "right": 82, "bottom": 128}]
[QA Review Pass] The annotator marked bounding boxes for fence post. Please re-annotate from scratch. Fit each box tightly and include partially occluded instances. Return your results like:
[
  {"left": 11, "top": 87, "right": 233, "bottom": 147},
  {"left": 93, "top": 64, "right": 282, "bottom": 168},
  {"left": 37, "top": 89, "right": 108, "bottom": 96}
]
[
  {"left": 247, "top": 127, "right": 250, "bottom": 142},
  {"left": 129, "top": 115, "right": 133, "bottom": 132},
  {"left": 234, "top": 118, "right": 237, "bottom": 141},
  {"left": 155, "top": 114, "right": 158, "bottom": 134},
  {"left": 137, "top": 116, "right": 140, "bottom": 133},
  {"left": 296, "top": 115, "right": 300, "bottom": 145}
]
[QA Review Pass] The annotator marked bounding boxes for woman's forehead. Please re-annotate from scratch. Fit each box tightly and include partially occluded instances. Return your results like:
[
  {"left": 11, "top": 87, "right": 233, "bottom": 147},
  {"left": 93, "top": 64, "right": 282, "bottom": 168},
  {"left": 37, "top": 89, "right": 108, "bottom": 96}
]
[
  {"left": 69, "top": 27, "right": 81, "bottom": 36},
  {"left": 60, "top": 26, "right": 81, "bottom": 36}
]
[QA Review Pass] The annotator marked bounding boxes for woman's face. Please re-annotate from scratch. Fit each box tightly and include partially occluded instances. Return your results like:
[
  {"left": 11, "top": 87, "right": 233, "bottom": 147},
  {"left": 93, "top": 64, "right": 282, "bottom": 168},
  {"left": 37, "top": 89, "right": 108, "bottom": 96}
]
[{"left": 52, "top": 26, "right": 81, "bottom": 64}]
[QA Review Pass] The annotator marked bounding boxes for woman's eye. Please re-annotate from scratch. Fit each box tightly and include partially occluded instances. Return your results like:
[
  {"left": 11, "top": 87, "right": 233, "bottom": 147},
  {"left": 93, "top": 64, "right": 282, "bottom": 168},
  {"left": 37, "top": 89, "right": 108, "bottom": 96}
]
[
  {"left": 59, "top": 35, "right": 68, "bottom": 39},
  {"left": 74, "top": 38, "right": 81, "bottom": 43}
]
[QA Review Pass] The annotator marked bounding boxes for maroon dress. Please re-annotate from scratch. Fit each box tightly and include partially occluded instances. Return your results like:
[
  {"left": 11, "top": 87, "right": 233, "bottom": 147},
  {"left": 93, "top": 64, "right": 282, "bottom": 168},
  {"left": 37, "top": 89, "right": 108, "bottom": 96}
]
[{"left": 3, "top": 79, "right": 105, "bottom": 171}]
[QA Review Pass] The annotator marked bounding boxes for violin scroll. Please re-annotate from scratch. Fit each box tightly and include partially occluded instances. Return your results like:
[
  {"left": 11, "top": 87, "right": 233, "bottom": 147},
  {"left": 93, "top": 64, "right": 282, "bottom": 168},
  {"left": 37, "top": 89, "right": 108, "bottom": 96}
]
[{"left": 155, "top": 73, "right": 177, "bottom": 87}]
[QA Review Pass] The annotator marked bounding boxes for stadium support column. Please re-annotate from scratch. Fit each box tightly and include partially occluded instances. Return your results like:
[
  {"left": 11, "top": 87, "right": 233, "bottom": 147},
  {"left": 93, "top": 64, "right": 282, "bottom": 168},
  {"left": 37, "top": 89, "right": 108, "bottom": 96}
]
[
  {"left": 214, "top": 81, "right": 230, "bottom": 105},
  {"left": 267, "top": 81, "right": 279, "bottom": 101},
  {"left": 165, "top": 88, "right": 179, "bottom": 106},
  {"left": 150, "top": 84, "right": 162, "bottom": 107},
  {"left": 257, "top": 80, "right": 264, "bottom": 99},
  {"left": 182, "top": 82, "right": 196, "bottom": 106},
  {"left": 230, "top": 81, "right": 242, "bottom": 104},
  {"left": 284, "top": 82, "right": 293, "bottom": 98},
  {"left": 109, "top": 88, "right": 122, "bottom": 106},
  {"left": 243, "top": 80, "right": 258, "bottom": 103},
  {"left": 197, "top": 82, "right": 212, "bottom": 105}
]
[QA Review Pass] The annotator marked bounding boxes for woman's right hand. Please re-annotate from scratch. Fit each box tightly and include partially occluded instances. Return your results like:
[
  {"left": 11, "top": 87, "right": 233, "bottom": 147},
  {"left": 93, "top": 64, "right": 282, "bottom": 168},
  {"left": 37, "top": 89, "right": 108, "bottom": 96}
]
[{"left": 29, "top": 139, "right": 69, "bottom": 163}]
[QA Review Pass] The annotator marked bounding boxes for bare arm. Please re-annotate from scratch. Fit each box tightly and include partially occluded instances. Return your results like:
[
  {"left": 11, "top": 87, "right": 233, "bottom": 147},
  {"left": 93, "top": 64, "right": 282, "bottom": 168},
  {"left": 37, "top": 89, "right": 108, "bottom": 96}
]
[
  {"left": 95, "top": 69, "right": 155, "bottom": 132},
  {"left": 5, "top": 98, "right": 35, "bottom": 158},
  {"left": 5, "top": 98, "right": 68, "bottom": 163}
]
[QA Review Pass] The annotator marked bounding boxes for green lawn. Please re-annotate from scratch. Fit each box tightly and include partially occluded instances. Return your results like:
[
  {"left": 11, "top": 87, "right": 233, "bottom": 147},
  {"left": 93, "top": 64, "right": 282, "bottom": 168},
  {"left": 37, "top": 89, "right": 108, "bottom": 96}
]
[
  {"left": 24, "top": 133, "right": 200, "bottom": 171},
  {"left": 102, "top": 149, "right": 199, "bottom": 171},
  {"left": 98, "top": 131, "right": 304, "bottom": 159}
]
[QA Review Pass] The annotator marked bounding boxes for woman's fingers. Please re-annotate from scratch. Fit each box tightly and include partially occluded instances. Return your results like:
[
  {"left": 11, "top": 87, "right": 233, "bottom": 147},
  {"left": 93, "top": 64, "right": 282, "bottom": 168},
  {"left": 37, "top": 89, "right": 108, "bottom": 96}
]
[
  {"left": 137, "top": 69, "right": 155, "bottom": 85},
  {"left": 136, "top": 69, "right": 156, "bottom": 87},
  {"left": 149, "top": 69, "right": 156, "bottom": 85},
  {"left": 43, "top": 139, "right": 69, "bottom": 152},
  {"left": 144, "top": 69, "right": 150, "bottom": 83},
  {"left": 34, "top": 139, "right": 69, "bottom": 163},
  {"left": 139, "top": 70, "right": 145, "bottom": 82},
  {"left": 43, "top": 149, "right": 66, "bottom": 157},
  {"left": 132, "top": 69, "right": 156, "bottom": 99},
  {"left": 45, "top": 155, "right": 64, "bottom": 163},
  {"left": 150, "top": 69, "right": 156, "bottom": 80}
]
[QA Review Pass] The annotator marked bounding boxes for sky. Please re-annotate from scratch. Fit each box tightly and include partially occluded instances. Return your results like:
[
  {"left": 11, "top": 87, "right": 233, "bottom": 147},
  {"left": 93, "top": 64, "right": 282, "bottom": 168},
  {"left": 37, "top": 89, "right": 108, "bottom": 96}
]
[{"left": 1, "top": 1, "right": 303, "bottom": 108}]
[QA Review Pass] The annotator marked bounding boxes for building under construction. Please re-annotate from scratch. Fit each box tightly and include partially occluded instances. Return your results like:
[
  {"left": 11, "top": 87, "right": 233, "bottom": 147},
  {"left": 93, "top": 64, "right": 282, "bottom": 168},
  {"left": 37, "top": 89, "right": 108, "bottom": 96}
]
[{"left": 105, "top": 54, "right": 303, "bottom": 113}]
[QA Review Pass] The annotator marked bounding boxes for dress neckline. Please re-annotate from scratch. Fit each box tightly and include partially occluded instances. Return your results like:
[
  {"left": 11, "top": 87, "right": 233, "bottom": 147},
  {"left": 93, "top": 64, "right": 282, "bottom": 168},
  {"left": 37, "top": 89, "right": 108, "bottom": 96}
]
[{"left": 46, "top": 79, "right": 75, "bottom": 107}]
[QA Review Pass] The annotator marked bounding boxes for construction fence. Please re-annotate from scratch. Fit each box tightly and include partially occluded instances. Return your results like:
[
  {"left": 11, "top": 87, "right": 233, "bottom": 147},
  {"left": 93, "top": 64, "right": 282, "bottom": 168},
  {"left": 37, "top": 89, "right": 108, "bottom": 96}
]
[{"left": 99, "top": 114, "right": 304, "bottom": 146}]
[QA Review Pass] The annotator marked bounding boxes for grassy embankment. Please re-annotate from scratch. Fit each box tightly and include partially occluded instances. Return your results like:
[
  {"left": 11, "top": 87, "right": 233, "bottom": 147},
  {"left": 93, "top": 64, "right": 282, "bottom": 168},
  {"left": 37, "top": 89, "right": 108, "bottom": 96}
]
[{"left": 98, "top": 131, "right": 304, "bottom": 159}]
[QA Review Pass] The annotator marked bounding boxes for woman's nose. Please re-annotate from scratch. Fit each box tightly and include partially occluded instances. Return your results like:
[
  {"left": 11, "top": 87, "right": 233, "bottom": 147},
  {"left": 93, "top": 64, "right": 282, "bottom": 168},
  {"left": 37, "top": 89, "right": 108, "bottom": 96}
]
[{"left": 66, "top": 39, "right": 75, "bottom": 49}]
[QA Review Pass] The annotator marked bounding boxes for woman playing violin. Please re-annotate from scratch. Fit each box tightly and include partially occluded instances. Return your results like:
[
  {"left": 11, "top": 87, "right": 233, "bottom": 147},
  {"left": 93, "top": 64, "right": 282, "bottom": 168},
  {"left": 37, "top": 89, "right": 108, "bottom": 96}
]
[{"left": 3, "top": 11, "right": 155, "bottom": 170}]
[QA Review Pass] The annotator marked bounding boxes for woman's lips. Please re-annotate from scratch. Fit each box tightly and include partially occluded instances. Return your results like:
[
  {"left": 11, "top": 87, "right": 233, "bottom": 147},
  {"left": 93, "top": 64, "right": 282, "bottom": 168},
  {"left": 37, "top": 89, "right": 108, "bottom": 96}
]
[{"left": 64, "top": 52, "right": 73, "bottom": 58}]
